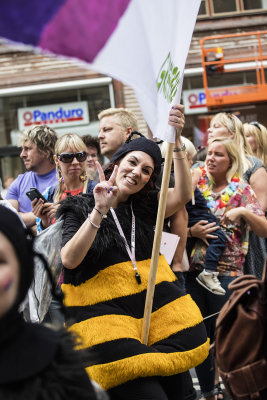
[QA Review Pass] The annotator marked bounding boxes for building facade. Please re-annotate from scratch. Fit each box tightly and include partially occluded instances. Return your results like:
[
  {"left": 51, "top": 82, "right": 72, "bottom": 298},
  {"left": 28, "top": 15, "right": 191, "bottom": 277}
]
[
  {"left": 0, "top": 2, "right": 267, "bottom": 183},
  {"left": 182, "top": 0, "right": 267, "bottom": 145}
]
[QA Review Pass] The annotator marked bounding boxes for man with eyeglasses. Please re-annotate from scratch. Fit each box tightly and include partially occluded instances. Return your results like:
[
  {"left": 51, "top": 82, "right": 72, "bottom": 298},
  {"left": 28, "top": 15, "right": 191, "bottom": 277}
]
[{"left": 6, "top": 125, "right": 58, "bottom": 227}]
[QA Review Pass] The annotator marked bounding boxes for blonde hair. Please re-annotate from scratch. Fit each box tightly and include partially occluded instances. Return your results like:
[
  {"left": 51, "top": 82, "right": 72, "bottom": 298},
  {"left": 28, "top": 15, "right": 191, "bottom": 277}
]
[
  {"left": 243, "top": 122, "right": 267, "bottom": 166},
  {"left": 210, "top": 113, "right": 252, "bottom": 172},
  {"left": 98, "top": 108, "right": 139, "bottom": 132},
  {"left": 206, "top": 137, "right": 243, "bottom": 185},
  {"left": 54, "top": 133, "right": 88, "bottom": 202},
  {"left": 19, "top": 125, "right": 57, "bottom": 164},
  {"left": 160, "top": 136, "right": 196, "bottom": 160}
]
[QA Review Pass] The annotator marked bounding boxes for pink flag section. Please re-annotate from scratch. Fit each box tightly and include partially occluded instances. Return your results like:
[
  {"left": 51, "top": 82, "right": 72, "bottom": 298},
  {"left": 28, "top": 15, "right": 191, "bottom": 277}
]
[{"left": 39, "top": 0, "right": 131, "bottom": 62}]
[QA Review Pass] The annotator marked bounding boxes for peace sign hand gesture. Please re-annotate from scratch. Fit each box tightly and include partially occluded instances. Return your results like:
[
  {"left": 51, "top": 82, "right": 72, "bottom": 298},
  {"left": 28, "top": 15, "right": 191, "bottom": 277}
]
[{"left": 93, "top": 161, "right": 118, "bottom": 214}]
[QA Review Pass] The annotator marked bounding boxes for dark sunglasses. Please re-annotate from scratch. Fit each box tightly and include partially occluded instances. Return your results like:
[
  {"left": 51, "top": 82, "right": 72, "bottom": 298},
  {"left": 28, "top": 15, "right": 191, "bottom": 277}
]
[
  {"left": 57, "top": 151, "right": 87, "bottom": 163},
  {"left": 249, "top": 121, "right": 261, "bottom": 131}
]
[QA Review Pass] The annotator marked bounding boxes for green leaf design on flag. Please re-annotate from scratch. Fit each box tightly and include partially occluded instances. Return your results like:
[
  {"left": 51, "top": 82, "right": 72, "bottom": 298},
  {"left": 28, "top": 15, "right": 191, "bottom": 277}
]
[{"left": 157, "top": 52, "right": 180, "bottom": 103}]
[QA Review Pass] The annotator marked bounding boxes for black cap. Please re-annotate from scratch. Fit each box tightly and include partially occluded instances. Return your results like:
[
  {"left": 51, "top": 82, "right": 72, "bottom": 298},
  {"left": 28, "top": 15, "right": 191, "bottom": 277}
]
[{"left": 111, "top": 136, "right": 162, "bottom": 175}]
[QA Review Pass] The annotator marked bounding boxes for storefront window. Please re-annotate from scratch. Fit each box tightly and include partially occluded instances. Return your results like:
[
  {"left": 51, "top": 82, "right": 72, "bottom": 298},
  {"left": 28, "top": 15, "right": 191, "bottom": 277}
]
[
  {"left": 243, "top": 0, "right": 266, "bottom": 10},
  {"left": 0, "top": 148, "right": 23, "bottom": 198},
  {"left": 198, "top": 0, "right": 208, "bottom": 16},
  {"left": 80, "top": 85, "right": 111, "bottom": 121},
  {"left": 212, "top": 0, "right": 237, "bottom": 14},
  {"left": 0, "top": 85, "right": 111, "bottom": 145},
  {"left": 198, "top": 0, "right": 267, "bottom": 16},
  {"left": 0, "top": 84, "right": 112, "bottom": 184}
]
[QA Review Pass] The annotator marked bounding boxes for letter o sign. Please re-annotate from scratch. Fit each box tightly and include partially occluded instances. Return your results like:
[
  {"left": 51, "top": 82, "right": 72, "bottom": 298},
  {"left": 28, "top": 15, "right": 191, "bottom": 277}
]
[
  {"left": 188, "top": 94, "right": 198, "bottom": 105},
  {"left": 23, "top": 111, "right": 32, "bottom": 122}
]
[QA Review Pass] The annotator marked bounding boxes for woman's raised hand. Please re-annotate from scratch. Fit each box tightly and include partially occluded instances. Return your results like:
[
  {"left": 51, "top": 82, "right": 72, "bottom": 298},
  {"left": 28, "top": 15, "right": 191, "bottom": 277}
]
[
  {"left": 168, "top": 104, "right": 185, "bottom": 138},
  {"left": 93, "top": 161, "right": 118, "bottom": 213}
]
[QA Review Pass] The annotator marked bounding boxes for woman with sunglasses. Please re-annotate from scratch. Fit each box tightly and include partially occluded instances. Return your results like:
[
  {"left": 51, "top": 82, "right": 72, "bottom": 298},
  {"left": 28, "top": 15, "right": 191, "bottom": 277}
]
[
  {"left": 31, "top": 134, "right": 96, "bottom": 325},
  {"left": 32, "top": 133, "right": 96, "bottom": 232}
]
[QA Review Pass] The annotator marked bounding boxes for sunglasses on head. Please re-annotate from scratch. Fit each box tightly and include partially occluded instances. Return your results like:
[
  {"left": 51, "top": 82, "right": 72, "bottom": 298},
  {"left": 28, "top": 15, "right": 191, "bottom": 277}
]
[
  {"left": 249, "top": 121, "right": 261, "bottom": 131},
  {"left": 57, "top": 151, "right": 87, "bottom": 163}
]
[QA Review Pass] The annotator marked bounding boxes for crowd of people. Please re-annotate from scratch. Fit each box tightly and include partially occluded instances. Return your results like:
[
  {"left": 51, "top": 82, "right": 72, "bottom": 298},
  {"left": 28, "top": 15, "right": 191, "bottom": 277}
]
[{"left": 1, "top": 104, "right": 267, "bottom": 400}]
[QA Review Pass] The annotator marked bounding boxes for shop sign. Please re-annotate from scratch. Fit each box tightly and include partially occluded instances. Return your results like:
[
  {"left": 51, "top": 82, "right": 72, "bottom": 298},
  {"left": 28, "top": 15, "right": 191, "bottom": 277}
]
[
  {"left": 183, "top": 86, "right": 260, "bottom": 115},
  {"left": 18, "top": 101, "right": 89, "bottom": 130},
  {"left": 182, "top": 89, "right": 208, "bottom": 115}
]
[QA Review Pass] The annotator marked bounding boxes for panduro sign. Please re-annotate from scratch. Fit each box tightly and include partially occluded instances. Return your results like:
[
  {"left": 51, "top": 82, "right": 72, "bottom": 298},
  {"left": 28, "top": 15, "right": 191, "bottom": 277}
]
[{"left": 18, "top": 101, "right": 89, "bottom": 130}]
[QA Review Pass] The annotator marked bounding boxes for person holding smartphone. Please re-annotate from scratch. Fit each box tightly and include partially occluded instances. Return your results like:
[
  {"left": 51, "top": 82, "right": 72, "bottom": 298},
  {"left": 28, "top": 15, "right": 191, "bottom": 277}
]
[
  {"left": 32, "top": 133, "right": 96, "bottom": 232},
  {"left": 6, "top": 125, "right": 58, "bottom": 228},
  {"left": 31, "top": 133, "right": 97, "bottom": 326}
]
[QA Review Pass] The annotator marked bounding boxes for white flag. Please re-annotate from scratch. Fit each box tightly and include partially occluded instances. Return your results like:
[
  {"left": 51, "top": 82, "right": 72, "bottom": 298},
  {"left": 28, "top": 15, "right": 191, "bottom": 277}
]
[{"left": 92, "top": 0, "right": 201, "bottom": 142}]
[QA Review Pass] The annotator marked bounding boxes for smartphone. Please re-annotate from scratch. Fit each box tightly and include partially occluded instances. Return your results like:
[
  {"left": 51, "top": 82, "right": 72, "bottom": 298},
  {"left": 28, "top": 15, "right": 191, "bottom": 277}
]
[{"left": 26, "top": 187, "right": 47, "bottom": 202}]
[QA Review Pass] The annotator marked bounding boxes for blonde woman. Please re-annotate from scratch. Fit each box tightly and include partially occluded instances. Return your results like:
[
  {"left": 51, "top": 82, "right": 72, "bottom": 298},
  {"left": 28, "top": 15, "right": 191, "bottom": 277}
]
[
  {"left": 243, "top": 121, "right": 267, "bottom": 166},
  {"left": 207, "top": 113, "right": 267, "bottom": 211},
  {"left": 206, "top": 113, "right": 267, "bottom": 280},
  {"left": 161, "top": 137, "right": 226, "bottom": 296},
  {"left": 187, "top": 137, "right": 267, "bottom": 400},
  {"left": 31, "top": 133, "right": 96, "bottom": 325},
  {"left": 32, "top": 133, "right": 96, "bottom": 232}
]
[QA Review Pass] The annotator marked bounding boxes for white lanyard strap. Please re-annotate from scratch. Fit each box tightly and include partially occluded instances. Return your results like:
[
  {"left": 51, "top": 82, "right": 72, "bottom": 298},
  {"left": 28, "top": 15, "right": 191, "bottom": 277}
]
[{"left": 110, "top": 202, "right": 141, "bottom": 284}]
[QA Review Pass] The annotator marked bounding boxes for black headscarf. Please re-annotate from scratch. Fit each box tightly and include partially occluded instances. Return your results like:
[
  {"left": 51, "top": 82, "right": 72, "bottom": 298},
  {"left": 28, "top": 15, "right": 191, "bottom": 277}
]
[
  {"left": 0, "top": 205, "right": 60, "bottom": 384},
  {"left": 111, "top": 135, "right": 162, "bottom": 175}
]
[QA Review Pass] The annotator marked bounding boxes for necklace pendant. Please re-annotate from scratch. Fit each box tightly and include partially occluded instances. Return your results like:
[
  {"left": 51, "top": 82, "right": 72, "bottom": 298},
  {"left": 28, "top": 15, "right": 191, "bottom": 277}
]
[{"left": 135, "top": 272, "right": 142, "bottom": 285}]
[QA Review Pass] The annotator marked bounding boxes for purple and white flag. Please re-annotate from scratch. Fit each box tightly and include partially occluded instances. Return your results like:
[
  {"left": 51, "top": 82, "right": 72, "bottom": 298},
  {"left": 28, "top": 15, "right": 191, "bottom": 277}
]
[{"left": 0, "top": 0, "right": 200, "bottom": 141}]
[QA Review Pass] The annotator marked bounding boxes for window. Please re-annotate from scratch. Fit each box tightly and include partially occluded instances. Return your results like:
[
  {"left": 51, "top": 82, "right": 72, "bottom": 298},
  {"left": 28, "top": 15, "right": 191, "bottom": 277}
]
[
  {"left": 198, "top": 0, "right": 267, "bottom": 17},
  {"left": 212, "top": 0, "right": 237, "bottom": 14},
  {"left": 198, "top": 0, "right": 209, "bottom": 16},
  {"left": 243, "top": 0, "right": 264, "bottom": 10}
]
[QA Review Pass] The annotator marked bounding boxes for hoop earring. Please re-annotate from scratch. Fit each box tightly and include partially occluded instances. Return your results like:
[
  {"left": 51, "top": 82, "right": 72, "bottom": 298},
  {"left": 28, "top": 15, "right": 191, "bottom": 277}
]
[{"left": 80, "top": 173, "right": 87, "bottom": 182}]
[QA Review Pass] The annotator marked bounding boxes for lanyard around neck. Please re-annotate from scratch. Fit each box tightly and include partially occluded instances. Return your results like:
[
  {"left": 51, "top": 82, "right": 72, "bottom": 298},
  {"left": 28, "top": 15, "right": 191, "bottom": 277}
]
[{"left": 110, "top": 202, "right": 141, "bottom": 285}]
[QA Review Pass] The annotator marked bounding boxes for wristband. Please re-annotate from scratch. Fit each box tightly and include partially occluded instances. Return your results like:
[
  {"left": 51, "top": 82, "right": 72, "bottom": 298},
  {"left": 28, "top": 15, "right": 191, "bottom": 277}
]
[
  {"left": 94, "top": 207, "right": 107, "bottom": 219},
  {"left": 173, "top": 155, "right": 186, "bottom": 160},
  {"left": 173, "top": 143, "right": 186, "bottom": 152},
  {"left": 88, "top": 214, "right": 100, "bottom": 229}
]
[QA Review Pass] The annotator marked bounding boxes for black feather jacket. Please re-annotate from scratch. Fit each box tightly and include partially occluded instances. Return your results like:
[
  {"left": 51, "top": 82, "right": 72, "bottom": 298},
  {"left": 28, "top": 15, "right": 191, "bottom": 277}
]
[{"left": 57, "top": 191, "right": 159, "bottom": 285}]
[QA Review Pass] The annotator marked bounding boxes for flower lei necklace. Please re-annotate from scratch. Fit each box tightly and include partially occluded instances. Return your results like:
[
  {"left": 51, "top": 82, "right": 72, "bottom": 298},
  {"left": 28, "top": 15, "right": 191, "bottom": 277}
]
[{"left": 198, "top": 167, "right": 240, "bottom": 210}]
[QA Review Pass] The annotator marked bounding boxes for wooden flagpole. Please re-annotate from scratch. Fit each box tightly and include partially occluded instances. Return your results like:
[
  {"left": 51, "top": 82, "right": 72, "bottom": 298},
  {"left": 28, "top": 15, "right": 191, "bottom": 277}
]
[{"left": 141, "top": 141, "right": 174, "bottom": 344}]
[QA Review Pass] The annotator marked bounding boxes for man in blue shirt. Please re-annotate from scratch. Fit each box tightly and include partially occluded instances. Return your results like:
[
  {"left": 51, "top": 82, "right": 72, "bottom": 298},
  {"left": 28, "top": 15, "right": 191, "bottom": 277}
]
[{"left": 6, "top": 125, "right": 58, "bottom": 227}]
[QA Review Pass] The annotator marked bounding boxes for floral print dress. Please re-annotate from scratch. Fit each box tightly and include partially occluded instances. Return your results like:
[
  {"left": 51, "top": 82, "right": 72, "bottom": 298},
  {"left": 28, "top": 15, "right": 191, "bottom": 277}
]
[{"left": 190, "top": 168, "right": 264, "bottom": 276}]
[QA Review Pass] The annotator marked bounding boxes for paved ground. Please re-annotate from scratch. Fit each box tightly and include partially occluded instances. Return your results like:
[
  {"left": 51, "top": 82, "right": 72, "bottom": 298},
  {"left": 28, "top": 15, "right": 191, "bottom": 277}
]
[{"left": 191, "top": 368, "right": 230, "bottom": 399}]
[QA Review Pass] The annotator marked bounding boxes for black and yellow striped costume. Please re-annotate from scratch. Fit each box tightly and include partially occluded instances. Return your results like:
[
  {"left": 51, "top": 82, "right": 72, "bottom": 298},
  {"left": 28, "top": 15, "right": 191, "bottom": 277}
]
[{"left": 59, "top": 193, "right": 209, "bottom": 390}]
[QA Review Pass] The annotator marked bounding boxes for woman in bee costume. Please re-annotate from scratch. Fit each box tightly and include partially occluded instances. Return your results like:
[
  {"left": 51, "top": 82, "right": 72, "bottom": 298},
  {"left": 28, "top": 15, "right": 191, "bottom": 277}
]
[{"left": 59, "top": 105, "right": 209, "bottom": 400}]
